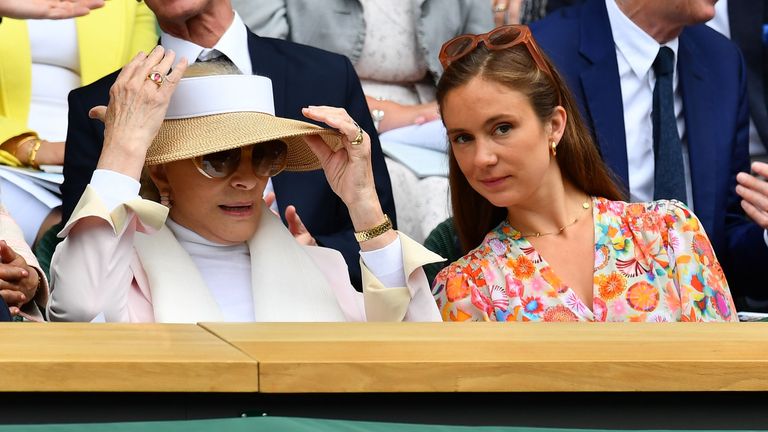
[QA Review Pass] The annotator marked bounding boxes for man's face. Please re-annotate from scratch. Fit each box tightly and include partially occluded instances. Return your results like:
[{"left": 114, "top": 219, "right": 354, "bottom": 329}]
[
  {"left": 653, "top": 0, "right": 718, "bottom": 26},
  {"left": 143, "top": 0, "right": 221, "bottom": 24}
]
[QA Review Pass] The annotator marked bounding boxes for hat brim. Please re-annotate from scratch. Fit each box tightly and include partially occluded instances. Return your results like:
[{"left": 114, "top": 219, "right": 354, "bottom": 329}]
[{"left": 145, "top": 112, "right": 344, "bottom": 171}]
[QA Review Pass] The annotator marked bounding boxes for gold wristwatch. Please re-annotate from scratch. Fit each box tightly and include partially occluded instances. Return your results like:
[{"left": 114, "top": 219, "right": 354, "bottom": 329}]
[{"left": 354, "top": 215, "right": 393, "bottom": 242}]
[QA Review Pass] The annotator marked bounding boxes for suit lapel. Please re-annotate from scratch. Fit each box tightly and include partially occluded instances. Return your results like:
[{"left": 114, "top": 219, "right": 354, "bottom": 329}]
[
  {"left": 578, "top": 0, "right": 629, "bottom": 187},
  {"left": 247, "top": 30, "right": 287, "bottom": 117},
  {"left": 134, "top": 226, "right": 224, "bottom": 323},
  {"left": 247, "top": 207, "right": 347, "bottom": 322},
  {"left": 677, "top": 31, "right": 716, "bottom": 230}
]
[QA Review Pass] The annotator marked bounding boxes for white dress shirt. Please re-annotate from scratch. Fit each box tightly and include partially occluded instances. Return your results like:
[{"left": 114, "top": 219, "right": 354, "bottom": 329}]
[{"left": 605, "top": 0, "right": 694, "bottom": 209}]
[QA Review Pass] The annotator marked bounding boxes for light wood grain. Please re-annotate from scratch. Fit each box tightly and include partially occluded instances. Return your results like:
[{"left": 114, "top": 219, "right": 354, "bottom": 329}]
[
  {"left": 200, "top": 322, "right": 768, "bottom": 393},
  {"left": 0, "top": 323, "right": 258, "bottom": 392}
]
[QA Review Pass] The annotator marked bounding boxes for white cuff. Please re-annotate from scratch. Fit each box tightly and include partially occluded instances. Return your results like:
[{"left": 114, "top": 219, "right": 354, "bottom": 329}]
[
  {"left": 764, "top": 229, "right": 768, "bottom": 248},
  {"left": 90, "top": 169, "right": 141, "bottom": 212},
  {"left": 359, "top": 236, "right": 405, "bottom": 288}
]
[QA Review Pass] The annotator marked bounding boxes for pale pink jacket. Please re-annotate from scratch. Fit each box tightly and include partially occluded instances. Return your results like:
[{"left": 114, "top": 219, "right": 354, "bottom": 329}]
[{"left": 47, "top": 186, "right": 443, "bottom": 323}]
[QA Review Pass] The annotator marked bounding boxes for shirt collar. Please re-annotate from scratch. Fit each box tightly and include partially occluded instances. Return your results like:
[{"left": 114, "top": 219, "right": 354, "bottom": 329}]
[
  {"left": 605, "top": 0, "right": 679, "bottom": 79},
  {"left": 160, "top": 11, "right": 252, "bottom": 75}
]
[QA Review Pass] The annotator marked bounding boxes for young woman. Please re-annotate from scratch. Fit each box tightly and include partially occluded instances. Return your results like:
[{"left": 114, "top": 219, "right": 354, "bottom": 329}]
[{"left": 431, "top": 25, "right": 736, "bottom": 322}]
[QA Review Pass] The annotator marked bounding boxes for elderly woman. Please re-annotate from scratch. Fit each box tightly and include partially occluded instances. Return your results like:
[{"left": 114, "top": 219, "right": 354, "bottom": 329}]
[{"left": 46, "top": 47, "right": 442, "bottom": 323}]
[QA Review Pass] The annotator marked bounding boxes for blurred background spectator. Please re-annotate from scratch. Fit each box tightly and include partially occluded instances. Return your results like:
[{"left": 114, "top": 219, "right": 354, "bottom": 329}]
[
  {"left": 0, "top": 0, "right": 157, "bottom": 246},
  {"left": 706, "top": 0, "right": 768, "bottom": 164}
]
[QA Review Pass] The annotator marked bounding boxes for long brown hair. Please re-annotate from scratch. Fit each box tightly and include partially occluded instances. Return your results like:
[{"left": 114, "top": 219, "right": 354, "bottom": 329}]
[{"left": 436, "top": 42, "right": 625, "bottom": 253}]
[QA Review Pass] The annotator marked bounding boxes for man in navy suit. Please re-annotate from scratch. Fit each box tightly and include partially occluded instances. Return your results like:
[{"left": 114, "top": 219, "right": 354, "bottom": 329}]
[
  {"left": 61, "top": 0, "right": 396, "bottom": 289},
  {"left": 531, "top": 0, "right": 768, "bottom": 300}
]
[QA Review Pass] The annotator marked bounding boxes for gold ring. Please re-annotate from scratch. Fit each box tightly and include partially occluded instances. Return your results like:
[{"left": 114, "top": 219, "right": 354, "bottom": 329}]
[
  {"left": 350, "top": 123, "right": 364, "bottom": 146},
  {"left": 147, "top": 71, "right": 164, "bottom": 87},
  {"left": 493, "top": 3, "right": 508, "bottom": 12}
]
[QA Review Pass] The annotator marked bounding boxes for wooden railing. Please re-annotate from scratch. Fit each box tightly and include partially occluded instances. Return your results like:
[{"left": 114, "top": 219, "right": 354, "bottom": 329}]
[{"left": 2, "top": 322, "right": 767, "bottom": 393}]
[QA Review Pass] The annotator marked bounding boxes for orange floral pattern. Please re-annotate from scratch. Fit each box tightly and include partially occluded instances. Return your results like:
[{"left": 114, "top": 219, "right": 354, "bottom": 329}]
[{"left": 432, "top": 198, "right": 737, "bottom": 322}]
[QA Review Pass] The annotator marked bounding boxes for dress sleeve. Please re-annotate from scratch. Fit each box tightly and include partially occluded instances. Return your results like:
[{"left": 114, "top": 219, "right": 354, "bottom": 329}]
[
  {"left": 432, "top": 257, "right": 492, "bottom": 322},
  {"left": 664, "top": 201, "right": 738, "bottom": 322}
]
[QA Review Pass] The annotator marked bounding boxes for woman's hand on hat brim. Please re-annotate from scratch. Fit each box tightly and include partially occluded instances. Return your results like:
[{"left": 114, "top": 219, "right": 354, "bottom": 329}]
[
  {"left": 301, "top": 106, "right": 393, "bottom": 247},
  {"left": 94, "top": 46, "right": 188, "bottom": 181}
]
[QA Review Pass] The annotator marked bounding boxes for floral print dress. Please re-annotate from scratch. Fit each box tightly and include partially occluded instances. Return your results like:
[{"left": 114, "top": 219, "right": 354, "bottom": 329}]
[{"left": 432, "top": 198, "right": 737, "bottom": 322}]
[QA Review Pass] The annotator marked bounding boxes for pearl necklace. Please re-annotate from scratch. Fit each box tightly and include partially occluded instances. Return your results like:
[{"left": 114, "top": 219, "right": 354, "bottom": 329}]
[{"left": 517, "top": 200, "right": 592, "bottom": 238}]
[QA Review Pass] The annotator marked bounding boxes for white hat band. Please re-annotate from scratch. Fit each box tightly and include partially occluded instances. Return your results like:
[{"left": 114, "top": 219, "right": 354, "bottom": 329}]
[{"left": 164, "top": 74, "right": 275, "bottom": 119}]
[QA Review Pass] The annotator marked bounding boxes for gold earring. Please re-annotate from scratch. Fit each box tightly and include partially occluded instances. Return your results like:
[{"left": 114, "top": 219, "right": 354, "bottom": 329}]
[
  {"left": 550, "top": 140, "right": 558, "bottom": 157},
  {"left": 160, "top": 193, "right": 172, "bottom": 208}
]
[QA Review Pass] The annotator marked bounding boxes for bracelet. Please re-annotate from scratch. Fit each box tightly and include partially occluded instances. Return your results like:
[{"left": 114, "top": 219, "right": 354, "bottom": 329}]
[
  {"left": 0, "top": 135, "right": 35, "bottom": 159},
  {"left": 370, "top": 96, "right": 386, "bottom": 131},
  {"left": 354, "top": 214, "right": 393, "bottom": 242},
  {"left": 26, "top": 138, "right": 42, "bottom": 169},
  {"left": 371, "top": 109, "right": 385, "bottom": 131}
]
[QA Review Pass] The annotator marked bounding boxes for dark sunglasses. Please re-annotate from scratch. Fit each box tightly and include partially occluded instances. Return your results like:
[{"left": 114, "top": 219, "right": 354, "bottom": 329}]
[
  {"left": 439, "top": 25, "right": 555, "bottom": 79},
  {"left": 192, "top": 140, "right": 288, "bottom": 179}
]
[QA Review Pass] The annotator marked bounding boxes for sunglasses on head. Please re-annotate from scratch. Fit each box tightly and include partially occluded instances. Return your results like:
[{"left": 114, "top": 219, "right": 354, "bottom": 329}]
[
  {"left": 439, "top": 25, "right": 556, "bottom": 80},
  {"left": 192, "top": 140, "right": 288, "bottom": 179}
]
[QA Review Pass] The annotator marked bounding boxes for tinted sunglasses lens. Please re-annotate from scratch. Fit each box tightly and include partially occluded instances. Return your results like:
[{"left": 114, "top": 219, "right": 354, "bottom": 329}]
[
  {"left": 488, "top": 26, "right": 522, "bottom": 46},
  {"left": 444, "top": 36, "right": 476, "bottom": 59},
  {"left": 251, "top": 140, "right": 288, "bottom": 176},
  {"left": 199, "top": 148, "right": 241, "bottom": 178}
]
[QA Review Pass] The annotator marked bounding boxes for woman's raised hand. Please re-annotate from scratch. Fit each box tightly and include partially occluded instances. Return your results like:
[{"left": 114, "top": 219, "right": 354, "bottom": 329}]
[
  {"left": 0, "top": 0, "right": 104, "bottom": 20},
  {"left": 301, "top": 106, "right": 377, "bottom": 209},
  {"left": 91, "top": 46, "right": 187, "bottom": 180},
  {"left": 302, "top": 106, "right": 395, "bottom": 250}
]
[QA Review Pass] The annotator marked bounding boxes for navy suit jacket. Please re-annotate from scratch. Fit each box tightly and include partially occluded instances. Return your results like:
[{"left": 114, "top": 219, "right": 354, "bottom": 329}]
[
  {"left": 531, "top": 0, "right": 767, "bottom": 297},
  {"left": 61, "top": 29, "right": 396, "bottom": 289}
]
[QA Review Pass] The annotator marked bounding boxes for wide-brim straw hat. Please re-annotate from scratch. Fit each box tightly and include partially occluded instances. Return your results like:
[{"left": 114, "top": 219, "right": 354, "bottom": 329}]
[{"left": 145, "top": 74, "right": 343, "bottom": 171}]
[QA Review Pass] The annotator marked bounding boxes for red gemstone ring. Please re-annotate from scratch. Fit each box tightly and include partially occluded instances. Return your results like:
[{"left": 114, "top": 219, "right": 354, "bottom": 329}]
[{"left": 147, "top": 71, "right": 164, "bottom": 87}]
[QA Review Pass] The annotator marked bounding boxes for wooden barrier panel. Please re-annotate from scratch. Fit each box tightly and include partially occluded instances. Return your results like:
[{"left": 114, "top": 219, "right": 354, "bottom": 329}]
[
  {"left": 200, "top": 322, "right": 768, "bottom": 393},
  {"left": 0, "top": 323, "right": 259, "bottom": 392}
]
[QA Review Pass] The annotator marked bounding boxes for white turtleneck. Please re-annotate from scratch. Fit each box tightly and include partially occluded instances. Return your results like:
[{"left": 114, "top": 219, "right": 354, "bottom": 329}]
[{"left": 165, "top": 218, "right": 255, "bottom": 321}]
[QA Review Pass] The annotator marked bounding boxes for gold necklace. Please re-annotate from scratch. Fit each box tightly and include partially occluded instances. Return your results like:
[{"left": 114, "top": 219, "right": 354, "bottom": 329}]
[{"left": 517, "top": 200, "right": 591, "bottom": 238}]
